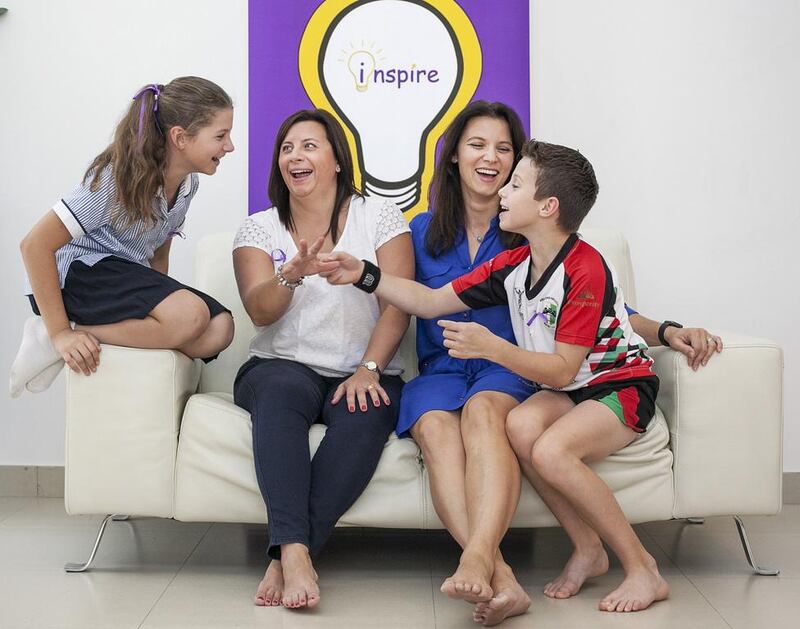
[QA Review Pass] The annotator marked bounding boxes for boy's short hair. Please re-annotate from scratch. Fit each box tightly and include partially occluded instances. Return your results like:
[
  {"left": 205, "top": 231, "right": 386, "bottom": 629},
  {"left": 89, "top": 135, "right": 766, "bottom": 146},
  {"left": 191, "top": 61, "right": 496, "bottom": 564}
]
[{"left": 521, "top": 140, "right": 599, "bottom": 232}]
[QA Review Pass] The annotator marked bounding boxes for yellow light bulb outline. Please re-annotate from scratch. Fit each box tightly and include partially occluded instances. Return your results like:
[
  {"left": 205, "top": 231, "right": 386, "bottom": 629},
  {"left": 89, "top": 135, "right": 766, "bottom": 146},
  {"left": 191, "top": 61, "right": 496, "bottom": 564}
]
[
  {"left": 347, "top": 50, "right": 377, "bottom": 91},
  {"left": 299, "top": 0, "right": 482, "bottom": 220}
]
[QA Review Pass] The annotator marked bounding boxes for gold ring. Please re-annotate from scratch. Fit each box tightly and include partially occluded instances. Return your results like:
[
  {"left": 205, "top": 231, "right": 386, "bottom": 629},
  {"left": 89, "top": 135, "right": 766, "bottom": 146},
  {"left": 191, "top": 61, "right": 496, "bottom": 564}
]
[{"left": 367, "top": 384, "right": 376, "bottom": 390}]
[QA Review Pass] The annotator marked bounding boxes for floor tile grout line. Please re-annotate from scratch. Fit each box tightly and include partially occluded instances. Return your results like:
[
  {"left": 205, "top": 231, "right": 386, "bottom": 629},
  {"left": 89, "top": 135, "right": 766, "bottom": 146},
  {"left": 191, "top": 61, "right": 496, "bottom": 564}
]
[
  {"left": 136, "top": 520, "right": 214, "bottom": 629},
  {"left": 0, "top": 501, "right": 30, "bottom": 526},
  {"left": 429, "top": 572, "right": 439, "bottom": 628}
]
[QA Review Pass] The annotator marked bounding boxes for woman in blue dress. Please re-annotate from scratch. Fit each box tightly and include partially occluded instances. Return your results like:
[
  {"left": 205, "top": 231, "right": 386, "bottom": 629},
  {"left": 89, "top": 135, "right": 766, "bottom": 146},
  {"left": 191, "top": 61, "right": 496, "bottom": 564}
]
[
  {"left": 400, "top": 101, "right": 723, "bottom": 626},
  {"left": 400, "top": 102, "right": 533, "bottom": 625}
]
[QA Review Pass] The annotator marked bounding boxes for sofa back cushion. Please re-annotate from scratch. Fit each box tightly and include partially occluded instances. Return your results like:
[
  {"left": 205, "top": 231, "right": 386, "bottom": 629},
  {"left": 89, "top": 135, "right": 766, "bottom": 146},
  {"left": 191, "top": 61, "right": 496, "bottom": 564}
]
[{"left": 194, "top": 228, "right": 636, "bottom": 394}]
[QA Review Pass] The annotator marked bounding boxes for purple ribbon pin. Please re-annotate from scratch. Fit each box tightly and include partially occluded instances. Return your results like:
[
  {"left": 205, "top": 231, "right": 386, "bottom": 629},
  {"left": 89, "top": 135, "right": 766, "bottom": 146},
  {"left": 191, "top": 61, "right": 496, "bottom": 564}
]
[{"left": 527, "top": 311, "right": 546, "bottom": 327}]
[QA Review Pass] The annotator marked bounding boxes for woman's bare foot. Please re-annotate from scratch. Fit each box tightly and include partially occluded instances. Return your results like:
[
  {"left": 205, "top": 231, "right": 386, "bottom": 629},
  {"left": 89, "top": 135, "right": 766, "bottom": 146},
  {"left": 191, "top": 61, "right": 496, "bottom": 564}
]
[
  {"left": 280, "top": 544, "right": 320, "bottom": 609},
  {"left": 473, "top": 563, "right": 530, "bottom": 626},
  {"left": 254, "top": 560, "right": 283, "bottom": 606},
  {"left": 441, "top": 549, "right": 494, "bottom": 602},
  {"left": 544, "top": 545, "right": 609, "bottom": 599},
  {"left": 598, "top": 555, "right": 669, "bottom": 612}
]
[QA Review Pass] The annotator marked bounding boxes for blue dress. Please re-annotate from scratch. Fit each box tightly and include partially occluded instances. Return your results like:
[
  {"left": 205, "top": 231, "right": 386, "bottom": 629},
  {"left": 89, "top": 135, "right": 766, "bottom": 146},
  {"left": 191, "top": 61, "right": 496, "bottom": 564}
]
[{"left": 396, "top": 212, "right": 539, "bottom": 437}]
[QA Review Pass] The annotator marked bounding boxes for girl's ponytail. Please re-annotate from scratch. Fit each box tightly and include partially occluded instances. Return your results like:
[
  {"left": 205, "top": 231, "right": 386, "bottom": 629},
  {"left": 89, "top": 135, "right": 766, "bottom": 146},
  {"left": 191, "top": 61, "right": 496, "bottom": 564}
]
[{"left": 84, "top": 77, "right": 232, "bottom": 228}]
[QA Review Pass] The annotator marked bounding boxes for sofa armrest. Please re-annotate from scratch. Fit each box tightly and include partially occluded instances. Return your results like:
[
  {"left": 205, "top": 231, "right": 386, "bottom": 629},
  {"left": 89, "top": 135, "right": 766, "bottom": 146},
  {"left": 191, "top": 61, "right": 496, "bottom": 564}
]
[
  {"left": 651, "top": 332, "right": 783, "bottom": 519},
  {"left": 65, "top": 345, "right": 201, "bottom": 517}
]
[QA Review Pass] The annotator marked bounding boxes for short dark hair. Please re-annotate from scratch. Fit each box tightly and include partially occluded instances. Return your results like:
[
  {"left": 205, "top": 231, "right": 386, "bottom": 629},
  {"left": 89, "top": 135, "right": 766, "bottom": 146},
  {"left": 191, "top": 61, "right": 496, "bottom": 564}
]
[
  {"left": 268, "top": 109, "right": 360, "bottom": 243},
  {"left": 520, "top": 140, "right": 599, "bottom": 233},
  {"left": 426, "top": 101, "right": 527, "bottom": 256}
]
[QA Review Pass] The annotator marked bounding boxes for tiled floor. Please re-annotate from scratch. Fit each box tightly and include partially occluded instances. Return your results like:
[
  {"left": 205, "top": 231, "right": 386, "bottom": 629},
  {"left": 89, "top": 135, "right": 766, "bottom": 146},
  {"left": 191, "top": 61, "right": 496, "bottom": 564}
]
[{"left": 0, "top": 498, "right": 797, "bottom": 628}]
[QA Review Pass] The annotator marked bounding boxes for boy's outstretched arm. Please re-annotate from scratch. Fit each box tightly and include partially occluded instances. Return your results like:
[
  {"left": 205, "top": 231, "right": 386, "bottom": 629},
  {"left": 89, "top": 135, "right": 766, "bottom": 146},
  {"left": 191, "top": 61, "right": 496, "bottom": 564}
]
[
  {"left": 320, "top": 252, "right": 468, "bottom": 319},
  {"left": 439, "top": 317, "right": 587, "bottom": 389}
]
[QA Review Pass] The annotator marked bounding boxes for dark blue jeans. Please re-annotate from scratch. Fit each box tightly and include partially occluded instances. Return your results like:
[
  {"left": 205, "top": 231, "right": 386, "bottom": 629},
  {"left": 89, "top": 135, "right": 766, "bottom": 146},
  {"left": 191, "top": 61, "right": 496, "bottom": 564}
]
[{"left": 234, "top": 357, "right": 402, "bottom": 559}]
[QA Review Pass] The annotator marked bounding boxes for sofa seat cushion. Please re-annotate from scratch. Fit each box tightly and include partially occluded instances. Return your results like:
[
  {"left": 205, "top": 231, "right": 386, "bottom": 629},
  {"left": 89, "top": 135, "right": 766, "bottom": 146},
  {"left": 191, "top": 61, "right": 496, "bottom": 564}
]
[{"left": 174, "top": 394, "right": 426, "bottom": 527}]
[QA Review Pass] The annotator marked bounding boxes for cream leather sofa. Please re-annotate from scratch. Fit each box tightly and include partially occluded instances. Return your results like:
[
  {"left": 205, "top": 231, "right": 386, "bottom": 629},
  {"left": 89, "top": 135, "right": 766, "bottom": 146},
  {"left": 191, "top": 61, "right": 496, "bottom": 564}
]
[{"left": 63, "top": 229, "right": 784, "bottom": 574}]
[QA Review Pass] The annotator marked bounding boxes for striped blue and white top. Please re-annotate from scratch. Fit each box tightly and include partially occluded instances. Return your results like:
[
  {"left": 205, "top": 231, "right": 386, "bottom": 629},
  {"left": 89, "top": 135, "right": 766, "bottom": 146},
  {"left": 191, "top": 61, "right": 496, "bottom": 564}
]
[{"left": 25, "top": 165, "right": 199, "bottom": 293}]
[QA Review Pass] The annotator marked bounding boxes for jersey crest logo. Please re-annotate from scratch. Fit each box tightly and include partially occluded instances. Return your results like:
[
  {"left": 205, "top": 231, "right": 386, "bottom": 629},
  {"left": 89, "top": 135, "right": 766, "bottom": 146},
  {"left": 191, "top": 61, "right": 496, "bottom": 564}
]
[{"left": 527, "top": 296, "right": 558, "bottom": 328}]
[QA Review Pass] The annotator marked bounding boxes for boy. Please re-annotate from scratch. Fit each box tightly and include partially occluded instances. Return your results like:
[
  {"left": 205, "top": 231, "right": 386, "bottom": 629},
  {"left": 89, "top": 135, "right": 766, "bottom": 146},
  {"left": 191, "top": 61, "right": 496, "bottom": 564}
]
[{"left": 321, "top": 140, "right": 669, "bottom": 613}]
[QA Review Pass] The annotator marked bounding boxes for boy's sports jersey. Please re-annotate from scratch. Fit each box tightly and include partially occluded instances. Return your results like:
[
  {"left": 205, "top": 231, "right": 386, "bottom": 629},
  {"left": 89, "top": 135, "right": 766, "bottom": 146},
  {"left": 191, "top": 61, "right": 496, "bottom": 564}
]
[{"left": 451, "top": 234, "right": 654, "bottom": 391}]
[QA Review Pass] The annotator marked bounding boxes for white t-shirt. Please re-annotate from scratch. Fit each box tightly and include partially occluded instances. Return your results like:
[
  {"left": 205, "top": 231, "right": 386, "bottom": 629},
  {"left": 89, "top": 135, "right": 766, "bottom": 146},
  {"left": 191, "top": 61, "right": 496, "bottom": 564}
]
[{"left": 233, "top": 195, "right": 410, "bottom": 377}]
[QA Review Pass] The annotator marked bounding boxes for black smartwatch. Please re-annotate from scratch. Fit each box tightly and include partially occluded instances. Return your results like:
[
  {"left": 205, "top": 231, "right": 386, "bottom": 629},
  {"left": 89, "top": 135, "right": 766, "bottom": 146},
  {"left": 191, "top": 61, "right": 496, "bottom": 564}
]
[{"left": 658, "top": 320, "right": 683, "bottom": 347}]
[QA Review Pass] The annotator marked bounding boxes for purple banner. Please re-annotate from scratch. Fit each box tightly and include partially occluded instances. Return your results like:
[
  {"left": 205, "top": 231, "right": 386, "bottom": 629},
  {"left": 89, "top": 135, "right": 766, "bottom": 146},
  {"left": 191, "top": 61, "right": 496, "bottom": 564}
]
[{"left": 249, "top": 0, "right": 529, "bottom": 218}]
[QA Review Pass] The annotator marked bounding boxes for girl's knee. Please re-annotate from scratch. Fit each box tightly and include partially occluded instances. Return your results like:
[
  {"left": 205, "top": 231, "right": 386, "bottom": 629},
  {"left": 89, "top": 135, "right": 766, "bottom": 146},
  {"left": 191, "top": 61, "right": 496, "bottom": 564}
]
[
  {"left": 155, "top": 290, "right": 211, "bottom": 345},
  {"left": 208, "top": 312, "right": 235, "bottom": 352}
]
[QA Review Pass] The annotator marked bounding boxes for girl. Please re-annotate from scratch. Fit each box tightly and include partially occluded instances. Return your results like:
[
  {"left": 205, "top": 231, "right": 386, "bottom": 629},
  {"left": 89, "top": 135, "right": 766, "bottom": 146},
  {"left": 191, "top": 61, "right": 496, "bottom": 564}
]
[{"left": 10, "top": 76, "right": 236, "bottom": 397}]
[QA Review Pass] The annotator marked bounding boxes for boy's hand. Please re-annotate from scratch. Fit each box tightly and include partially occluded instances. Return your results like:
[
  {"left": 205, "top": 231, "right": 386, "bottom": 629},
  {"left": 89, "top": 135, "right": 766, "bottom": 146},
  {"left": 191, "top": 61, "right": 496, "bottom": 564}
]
[
  {"left": 664, "top": 326, "right": 723, "bottom": 371},
  {"left": 318, "top": 252, "right": 364, "bottom": 285},
  {"left": 52, "top": 328, "right": 101, "bottom": 376},
  {"left": 438, "top": 320, "right": 503, "bottom": 360}
]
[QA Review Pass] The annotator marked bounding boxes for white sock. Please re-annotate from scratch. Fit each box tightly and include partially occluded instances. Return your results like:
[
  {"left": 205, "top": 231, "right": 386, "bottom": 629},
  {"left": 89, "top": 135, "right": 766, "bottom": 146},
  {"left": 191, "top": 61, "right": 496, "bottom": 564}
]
[
  {"left": 26, "top": 360, "right": 65, "bottom": 394},
  {"left": 9, "top": 316, "right": 62, "bottom": 398}
]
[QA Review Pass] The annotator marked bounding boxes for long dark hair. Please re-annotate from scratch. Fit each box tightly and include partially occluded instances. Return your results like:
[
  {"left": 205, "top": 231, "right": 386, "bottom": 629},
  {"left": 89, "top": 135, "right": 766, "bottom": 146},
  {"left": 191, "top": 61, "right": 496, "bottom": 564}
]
[
  {"left": 85, "top": 76, "right": 232, "bottom": 228},
  {"left": 425, "top": 101, "right": 527, "bottom": 256},
  {"left": 268, "top": 109, "right": 360, "bottom": 244}
]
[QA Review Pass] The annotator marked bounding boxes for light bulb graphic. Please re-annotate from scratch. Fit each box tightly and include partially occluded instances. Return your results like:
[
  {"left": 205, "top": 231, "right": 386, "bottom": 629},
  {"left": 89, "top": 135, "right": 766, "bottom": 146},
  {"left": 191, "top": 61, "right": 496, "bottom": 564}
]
[
  {"left": 347, "top": 50, "right": 376, "bottom": 92},
  {"left": 300, "top": 0, "right": 481, "bottom": 214}
]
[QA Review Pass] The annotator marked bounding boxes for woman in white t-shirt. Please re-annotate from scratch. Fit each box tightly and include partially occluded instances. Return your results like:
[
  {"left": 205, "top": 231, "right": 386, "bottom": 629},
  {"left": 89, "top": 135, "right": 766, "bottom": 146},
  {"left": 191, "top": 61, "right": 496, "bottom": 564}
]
[{"left": 232, "top": 109, "right": 413, "bottom": 610}]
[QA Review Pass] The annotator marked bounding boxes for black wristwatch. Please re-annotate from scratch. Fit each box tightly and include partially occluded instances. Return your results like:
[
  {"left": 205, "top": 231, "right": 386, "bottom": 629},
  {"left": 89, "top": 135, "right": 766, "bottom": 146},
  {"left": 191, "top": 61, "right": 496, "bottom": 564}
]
[{"left": 658, "top": 320, "right": 683, "bottom": 347}]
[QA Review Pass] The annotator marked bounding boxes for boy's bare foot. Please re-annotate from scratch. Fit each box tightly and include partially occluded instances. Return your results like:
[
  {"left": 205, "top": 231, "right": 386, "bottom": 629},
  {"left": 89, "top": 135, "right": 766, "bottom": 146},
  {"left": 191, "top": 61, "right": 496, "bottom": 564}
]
[
  {"left": 598, "top": 556, "right": 669, "bottom": 612},
  {"left": 441, "top": 550, "right": 494, "bottom": 603},
  {"left": 280, "top": 544, "right": 320, "bottom": 609},
  {"left": 544, "top": 545, "right": 609, "bottom": 599},
  {"left": 254, "top": 560, "right": 283, "bottom": 606},
  {"left": 473, "top": 565, "right": 530, "bottom": 626}
]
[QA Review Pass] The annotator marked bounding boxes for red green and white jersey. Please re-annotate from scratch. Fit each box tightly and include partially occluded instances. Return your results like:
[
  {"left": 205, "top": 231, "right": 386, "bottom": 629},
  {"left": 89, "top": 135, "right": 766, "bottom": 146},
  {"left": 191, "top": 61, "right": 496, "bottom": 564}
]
[{"left": 451, "top": 234, "right": 654, "bottom": 391}]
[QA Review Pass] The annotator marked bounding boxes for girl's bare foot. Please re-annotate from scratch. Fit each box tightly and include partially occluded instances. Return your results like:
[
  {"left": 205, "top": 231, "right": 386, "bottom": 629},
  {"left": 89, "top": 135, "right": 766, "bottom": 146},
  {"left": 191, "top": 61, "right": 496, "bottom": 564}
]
[
  {"left": 441, "top": 549, "right": 494, "bottom": 603},
  {"left": 254, "top": 560, "right": 283, "bottom": 606},
  {"left": 280, "top": 544, "right": 320, "bottom": 609},
  {"left": 599, "top": 555, "right": 669, "bottom": 612},
  {"left": 473, "top": 563, "right": 530, "bottom": 626},
  {"left": 544, "top": 545, "right": 609, "bottom": 599}
]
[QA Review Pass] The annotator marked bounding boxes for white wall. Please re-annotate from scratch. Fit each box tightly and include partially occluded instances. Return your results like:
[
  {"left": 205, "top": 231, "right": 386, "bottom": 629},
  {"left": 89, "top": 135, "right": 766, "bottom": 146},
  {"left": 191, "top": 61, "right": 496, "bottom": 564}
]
[
  {"left": 1, "top": 0, "right": 797, "bottom": 470},
  {"left": 530, "top": 0, "right": 799, "bottom": 472}
]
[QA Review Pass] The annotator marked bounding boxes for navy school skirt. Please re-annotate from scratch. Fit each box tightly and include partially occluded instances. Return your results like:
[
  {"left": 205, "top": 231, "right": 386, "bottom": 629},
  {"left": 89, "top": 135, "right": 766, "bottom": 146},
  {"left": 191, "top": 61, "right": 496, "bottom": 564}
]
[{"left": 28, "top": 256, "right": 231, "bottom": 361}]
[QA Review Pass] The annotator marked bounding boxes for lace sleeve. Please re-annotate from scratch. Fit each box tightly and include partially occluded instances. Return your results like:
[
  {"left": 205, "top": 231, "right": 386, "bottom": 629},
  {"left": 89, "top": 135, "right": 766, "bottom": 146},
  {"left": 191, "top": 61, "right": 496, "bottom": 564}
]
[
  {"left": 233, "top": 216, "right": 272, "bottom": 253},
  {"left": 375, "top": 200, "right": 410, "bottom": 249}
]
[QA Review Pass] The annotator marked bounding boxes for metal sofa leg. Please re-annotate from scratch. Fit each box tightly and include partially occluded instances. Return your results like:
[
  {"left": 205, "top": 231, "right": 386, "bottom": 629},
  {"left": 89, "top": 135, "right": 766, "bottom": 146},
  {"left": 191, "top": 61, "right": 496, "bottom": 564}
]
[
  {"left": 64, "top": 513, "right": 128, "bottom": 573},
  {"left": 733, "top": 515, "right": 780, "bottom": 576}
]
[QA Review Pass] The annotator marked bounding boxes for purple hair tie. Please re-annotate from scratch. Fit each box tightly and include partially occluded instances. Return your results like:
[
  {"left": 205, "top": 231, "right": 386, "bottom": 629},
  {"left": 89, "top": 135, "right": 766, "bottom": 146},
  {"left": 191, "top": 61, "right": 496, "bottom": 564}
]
[
  {"left": 270, "top": 249, "right": 287, "bottom": 264},
  {"left": 132, "top": 84, "right": 161, "bottom": 141}
]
